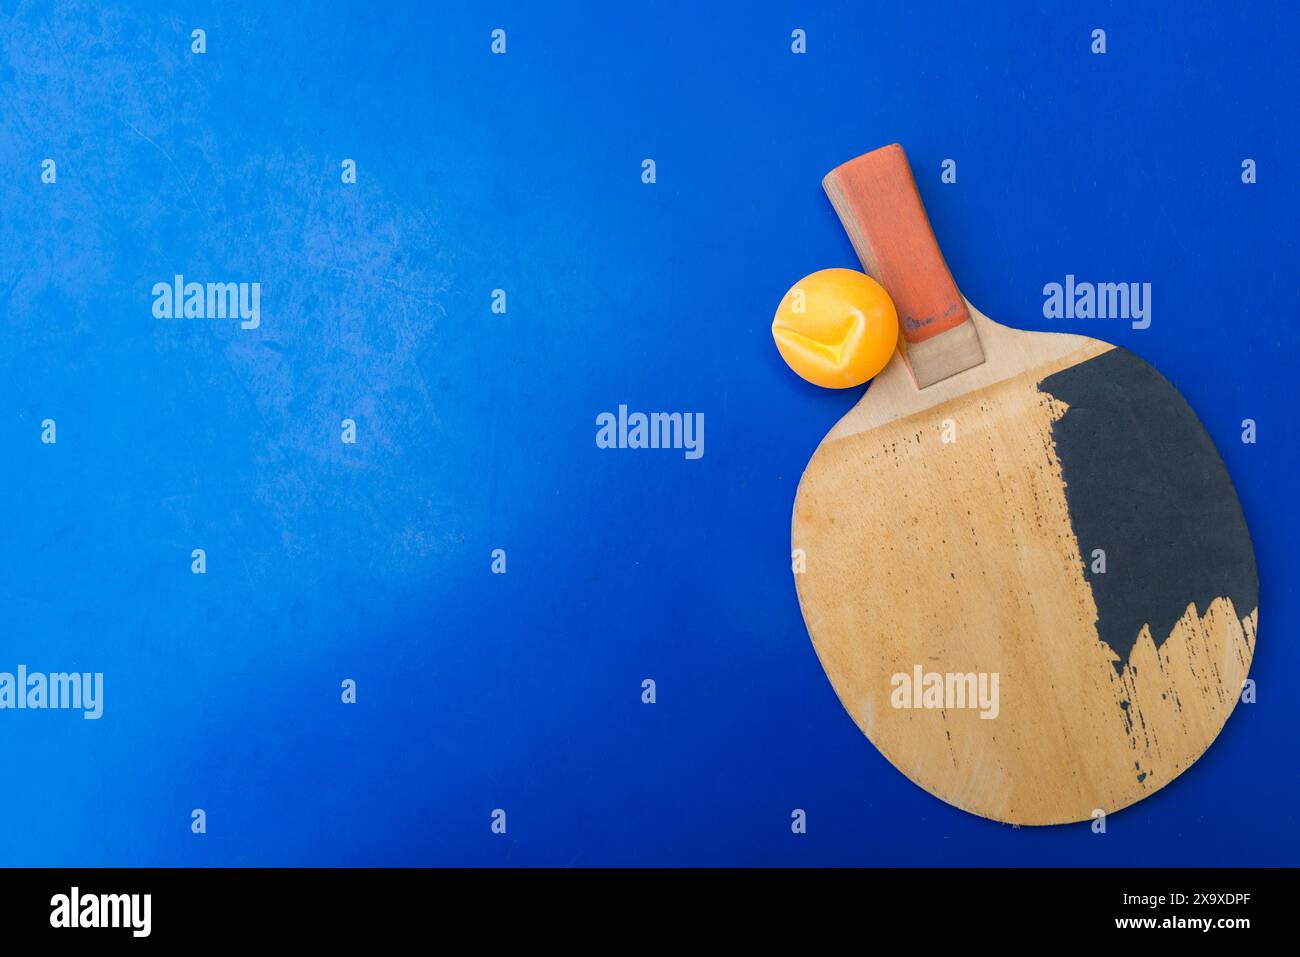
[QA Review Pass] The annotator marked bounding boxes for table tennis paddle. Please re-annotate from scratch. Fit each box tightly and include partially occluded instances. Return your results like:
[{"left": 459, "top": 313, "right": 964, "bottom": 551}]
[{"left": 793, "top": 143, "right": 1258, "bottom": 825}]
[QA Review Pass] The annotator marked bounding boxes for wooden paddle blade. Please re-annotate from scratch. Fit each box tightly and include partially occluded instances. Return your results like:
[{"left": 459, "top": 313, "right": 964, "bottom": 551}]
[
  {"left": 824, "top": 144, "right": 985, "bottom": 388},
  {"left": 792, "top": 314, "right": 1259, "bottom": 824}
]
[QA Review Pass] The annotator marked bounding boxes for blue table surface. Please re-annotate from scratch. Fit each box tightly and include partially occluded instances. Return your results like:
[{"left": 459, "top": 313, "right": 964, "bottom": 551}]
[{"left": 1, "top": 1, "right": 1296, "bottom": 865}]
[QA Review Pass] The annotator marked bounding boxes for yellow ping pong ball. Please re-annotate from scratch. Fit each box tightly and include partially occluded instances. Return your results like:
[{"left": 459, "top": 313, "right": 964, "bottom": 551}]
[{"left": 772, "top": 268, "right": 899, "bottom": 389}]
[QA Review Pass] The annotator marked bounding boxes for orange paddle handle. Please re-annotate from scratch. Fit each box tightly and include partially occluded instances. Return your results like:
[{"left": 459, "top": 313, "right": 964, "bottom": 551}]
[{"left": 823, "top": 144, "right": 969, "bottom": 344}]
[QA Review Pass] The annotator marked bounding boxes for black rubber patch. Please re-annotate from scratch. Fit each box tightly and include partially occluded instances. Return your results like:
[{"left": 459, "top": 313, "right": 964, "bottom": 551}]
[{"left": 1037, "top": 348, "right": 1258, "bottom": 672}]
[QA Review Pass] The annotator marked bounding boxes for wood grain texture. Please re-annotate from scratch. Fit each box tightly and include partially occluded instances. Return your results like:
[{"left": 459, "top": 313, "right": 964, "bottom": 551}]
[{"left": 792, "top": 305, "right": 1258, "bottom": 825}]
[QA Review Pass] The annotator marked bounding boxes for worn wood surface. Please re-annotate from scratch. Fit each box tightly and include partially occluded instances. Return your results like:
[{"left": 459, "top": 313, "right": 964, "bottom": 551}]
[{"left": 792, "top": 304, "right": 1258, "bottom": 825}]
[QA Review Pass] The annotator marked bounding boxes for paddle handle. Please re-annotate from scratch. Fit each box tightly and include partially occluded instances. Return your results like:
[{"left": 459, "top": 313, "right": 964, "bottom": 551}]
[{"left": 823, "top": 144, "right": 970, "bottom": 345}]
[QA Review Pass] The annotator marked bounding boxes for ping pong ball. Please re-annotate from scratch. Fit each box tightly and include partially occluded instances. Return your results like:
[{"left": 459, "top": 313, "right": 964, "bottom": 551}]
[{"left": 772, "top": 268, "right": 899, "bottom": 388}]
